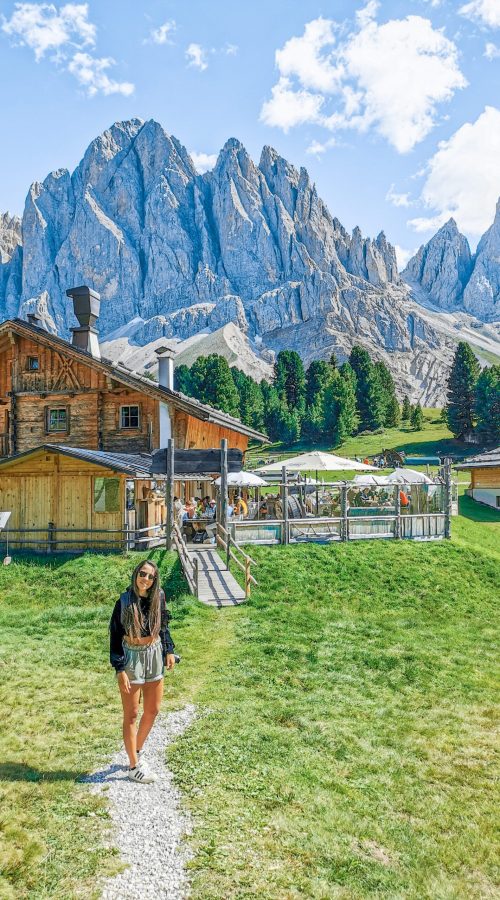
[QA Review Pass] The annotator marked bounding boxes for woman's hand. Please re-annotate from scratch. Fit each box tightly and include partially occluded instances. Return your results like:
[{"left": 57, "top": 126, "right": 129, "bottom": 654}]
[
  {"left": 165, "top": 653, "right": 176, "bottom": 671},
  {"left": 118, "top": 670, "right": 131, "bottom": 693}
]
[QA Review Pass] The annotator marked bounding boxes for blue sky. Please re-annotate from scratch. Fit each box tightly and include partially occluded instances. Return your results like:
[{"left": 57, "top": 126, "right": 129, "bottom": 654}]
[{"left": 1, "top": 0, "right": 500, "bottom": 265}]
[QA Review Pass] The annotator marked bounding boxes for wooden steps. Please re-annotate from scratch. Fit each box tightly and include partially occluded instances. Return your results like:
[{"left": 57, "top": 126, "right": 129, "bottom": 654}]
[{"left": 189, "top": 548, "right": 246, "bottom": 607}]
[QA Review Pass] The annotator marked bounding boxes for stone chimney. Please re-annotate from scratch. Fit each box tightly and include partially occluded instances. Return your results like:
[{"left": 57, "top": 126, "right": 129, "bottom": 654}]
[
  {"left": 155, "top": 346, "right": 175, "bottom": 449},
  {"left": 66, "top": 285, "right": 101, "bottom": 359}
]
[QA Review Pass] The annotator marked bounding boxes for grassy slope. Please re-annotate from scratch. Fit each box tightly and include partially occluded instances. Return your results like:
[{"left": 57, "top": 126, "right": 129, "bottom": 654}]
[
  {"left": 247, "top": 410, "right": 477, "bottom": 467},
  {"left": 1, "top": 499, "right": 499, "bottom": 898}
]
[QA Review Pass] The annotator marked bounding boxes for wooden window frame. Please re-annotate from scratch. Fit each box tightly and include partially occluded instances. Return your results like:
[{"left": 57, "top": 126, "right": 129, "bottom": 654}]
[
  {"left": 26, "top": 356, "right": 39, "bottom": 371},
  {"left": 45, "top": 406, "right": 70, "bottom": 434},
  {"left": 120, "top": 404, "right": 141, "bottom": 430}
]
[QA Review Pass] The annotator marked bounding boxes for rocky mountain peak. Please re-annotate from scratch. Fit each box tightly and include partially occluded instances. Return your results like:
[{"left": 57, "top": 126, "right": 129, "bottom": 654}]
[
  {"left": 403, "top": 218, "right": 472, "bottom": 311},
  {"left": 0, "top": 212, "right": 22, "bottom": 263},
  {"left": 462, "top": 195, "right": 500, "bottom": 320}
]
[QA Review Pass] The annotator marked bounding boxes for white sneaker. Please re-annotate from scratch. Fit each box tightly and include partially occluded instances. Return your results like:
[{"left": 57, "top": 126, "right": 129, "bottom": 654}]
[{"left": 128, "top": 765, "right": 157, "bottom": 784}]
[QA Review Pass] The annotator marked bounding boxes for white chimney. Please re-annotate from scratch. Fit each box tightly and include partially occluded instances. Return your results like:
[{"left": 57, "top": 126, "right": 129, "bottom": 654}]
[
  {"left": 155, "top": 345, "right": 175, "bottom": 390},
  {"left": 155, "top": 346, "right": 175, "bottom": 449}
]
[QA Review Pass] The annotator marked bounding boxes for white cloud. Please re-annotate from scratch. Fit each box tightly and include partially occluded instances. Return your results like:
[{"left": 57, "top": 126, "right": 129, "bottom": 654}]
[
  {"left": 149, "top": 20, "right": 175, "bottom": 45},
  {"left": 68, "top": 51, "right": 134, "bottom": 96},
  {"left": 356, "top": 1, "right": 380, "bottom": 28},
  {"left": 306, "top": 137, "right": 337, "bottom": 155},
  {"left": 260, "top": 77, "right": 325, "bottom": 131},
  {"left": 386, "top": 184, "right": 412, "bottom": 207},
  {"left": 261, "top": 8, "right": 466, "bottom": 153},
  {"left": 459, "top": 0, "right": 500, "bottom": 29},
  {"left": 409, "top": 106, "right": 500, "bottom": 236},
  {"left": 225, "top": 43, "right": 238, "bottom": 56},
  {"left": 2, "top": 2, "right": 134, "bottom": 96},
  {"left": 275, "top": 17, "right": 342, "bottom": 93},
  {"left": 190, "top": 151, "right": 217, "bottom": 173},
  {"left": 186, "top": 42, "right": 208, "bottom": 70},
  {"left": 395, "top": 245, "right": 416, "bottom": 269},
  {"left": 484, "top": 40, "right": 500, "bottom": 57},
  {"left": 1, "top": 1, "right": 95, "bottom": 60}
]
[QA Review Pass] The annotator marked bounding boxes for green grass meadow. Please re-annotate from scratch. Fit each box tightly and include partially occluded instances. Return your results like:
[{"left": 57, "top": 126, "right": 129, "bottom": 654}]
[{"left": 0, "top": 494, "right": 499, "bottom": 897}]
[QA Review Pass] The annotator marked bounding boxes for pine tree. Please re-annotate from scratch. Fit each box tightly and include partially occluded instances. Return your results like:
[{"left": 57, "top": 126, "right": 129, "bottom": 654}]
[
  {"left": 305, "top": 360, "right": 333, "bottom": 406},
  {"left": 174, "top": 363, "right": 192, "bottom": 394},
  {"left": 385, "top": 395, "right": 401, "bottom": 428},
  {"left": 475, "top": 365, "right": 500, "bottom": 442},
  {"left": 324, "top": 368, "right": 359, "bottom": 447},
  {"left": 231, "top": 368, "right": 265, "bottom": 431},
  {"left": 445, "top": 342, "right": 480, "bottom": 437},
  {"left": 261, "top": 381, "right": 282, "bottom": 442},
  {"left": 348, "top": 346, "right": 385, "bottom": 431},
  {"left": 374, "top": 361, "right": 399, "bottom": 427},
  {"left": 189, "top": 355, "right": 240, "bottom": 417},
  {"left": 274, "top": 350, "right": 306, "bottom": 417},
  {"left": 410, "top": 402, "right": 424, "bottom": 430},
  {"left": 401, "top": 395, "right": 411, "bottom": 421}
]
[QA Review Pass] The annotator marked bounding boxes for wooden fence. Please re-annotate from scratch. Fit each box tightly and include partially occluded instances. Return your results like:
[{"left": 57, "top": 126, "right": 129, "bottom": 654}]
[{"left": 0, "top": 522, "right": 166, "bottom": 553}]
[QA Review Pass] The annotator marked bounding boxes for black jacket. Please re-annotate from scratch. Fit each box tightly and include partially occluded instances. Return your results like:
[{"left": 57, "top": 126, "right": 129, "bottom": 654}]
[{"left": 109, "top": 588, "right": 175, "bottom": 672}]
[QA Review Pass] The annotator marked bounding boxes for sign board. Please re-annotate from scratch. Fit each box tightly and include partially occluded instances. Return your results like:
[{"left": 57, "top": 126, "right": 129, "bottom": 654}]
[
  {"left": 0, "top": 512, "right": 11, "bottom": 530},
  {"left": 151, "top": 448, "right": 243, "bottom": 476}
]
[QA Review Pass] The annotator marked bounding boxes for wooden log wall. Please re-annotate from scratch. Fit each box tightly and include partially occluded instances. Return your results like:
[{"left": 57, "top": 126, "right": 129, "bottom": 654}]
[{"left": 0, "top": 330, "right": 252, "bottom": 458}]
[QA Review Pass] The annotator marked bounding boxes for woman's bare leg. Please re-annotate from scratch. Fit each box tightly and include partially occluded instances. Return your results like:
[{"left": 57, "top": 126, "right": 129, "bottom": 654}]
[
  {"left": 136, "top": 678, "right": 164, "bottom": 753},
  {"left": 119, "top": 681, "right": 142, "bottom": 767}
]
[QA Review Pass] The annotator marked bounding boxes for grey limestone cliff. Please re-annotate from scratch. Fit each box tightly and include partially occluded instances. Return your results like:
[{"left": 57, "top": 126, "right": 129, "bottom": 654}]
[{"left": 0, "top": 118, "right": 470, "bottom": 403}]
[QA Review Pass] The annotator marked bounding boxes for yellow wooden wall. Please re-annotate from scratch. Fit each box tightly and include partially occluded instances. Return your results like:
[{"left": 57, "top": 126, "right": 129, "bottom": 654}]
[
  {"left": 471, "top": 467, "right": 500, "bottom": 488},
  {"left": 0, "top": 449, "right": 126, "bottom": 550}
]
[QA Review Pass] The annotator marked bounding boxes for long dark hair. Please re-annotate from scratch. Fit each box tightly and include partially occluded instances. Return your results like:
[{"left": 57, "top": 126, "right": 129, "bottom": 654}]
[{"left": 122, "top": 559, "right": 162, "bottom": 639}]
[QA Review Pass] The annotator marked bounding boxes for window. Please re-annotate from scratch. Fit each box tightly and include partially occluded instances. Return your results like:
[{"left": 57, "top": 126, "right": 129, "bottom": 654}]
[
  {"left": 47, "top": 408, "right": 68, "bottom": 433},
  {"left": 27, "top": 356, "right": 39, "bottom": 371},
  {"left": 120, "top": 405, "right": 140, "bottom": 429},
  {"left": 94, "top": 477, "right": 120, "bottom": 513},
  {"left": 496, "top": 496, "right": 500, "bottom": 508}
]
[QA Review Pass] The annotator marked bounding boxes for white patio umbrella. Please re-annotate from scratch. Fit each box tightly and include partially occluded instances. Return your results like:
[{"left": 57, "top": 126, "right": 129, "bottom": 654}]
[
  {"left": 254, "top": 450, "right": 377, "bottom": 473},
  {"left": 386, "top": 468, "right": 433, "bottom": 484},
  {"left": 212, "top": 471, "right": 268, "bottom": 487},
  {"left": 352, "top": 473, "right": 389, "bottom": 485}
]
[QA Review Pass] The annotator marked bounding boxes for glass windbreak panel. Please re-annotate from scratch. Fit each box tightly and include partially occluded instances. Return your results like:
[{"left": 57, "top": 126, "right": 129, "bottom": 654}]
[
  {"left": 348, "top": 485, "right": 396, "bottom": 516},
  {"left": 48, "top": 408, "right": 67, "bottom": 432},
  {"left": 314, "top": 486, "right": 342, "bottom": 518},
  {"left": 94, "top": 477, "right": 120, "bottom": 513},
  {"left": 120, "top": 406, "right": 140, "bottom": 428}
]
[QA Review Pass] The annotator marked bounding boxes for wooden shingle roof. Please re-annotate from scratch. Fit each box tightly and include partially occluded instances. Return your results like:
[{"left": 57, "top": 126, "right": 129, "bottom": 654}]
[{"left": 454, "top": 447, "right": 500, "bottom": 469}]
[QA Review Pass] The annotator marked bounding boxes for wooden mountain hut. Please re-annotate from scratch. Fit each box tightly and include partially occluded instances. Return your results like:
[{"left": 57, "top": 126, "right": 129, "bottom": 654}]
[
  {"left": 455, "top": 447, "right": 500, "bottom": 510},
  {"left": 0, "top": 287, "right": 268, "bottom": 550},
  {"left": 0, "top": 444, "right": 169, "bottom": 552}
]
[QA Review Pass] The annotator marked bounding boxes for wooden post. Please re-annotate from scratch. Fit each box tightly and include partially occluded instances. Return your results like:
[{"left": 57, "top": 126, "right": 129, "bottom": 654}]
[
  {"left": 47, "top": 521, "right": 56, "bottom": 554},
  {"left": 220, "top": 439, "right": 228, "bottom": 534},
  {"left": 245, "top": 557, "right": 251, "bottom": 599},
  {"left": 193, "top": 555, "right": 198, "bottom": 596},
  {"left": 166, "top": 438, "right": 175, "bottom": 551},
  {"left": 341, "top": 484, "right": 349, "bottom": 541},
  {"left": 443, "top": 456, "right": 452, "bottom": 539},
  {"left": 394, "top": 485, "right": 401, "bottom": 539},
  {"left": 281, "top": 466, "right": 289, "bottom": 544}
]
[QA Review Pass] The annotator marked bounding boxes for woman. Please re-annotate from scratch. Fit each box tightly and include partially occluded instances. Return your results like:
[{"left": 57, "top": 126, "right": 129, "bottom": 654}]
[{"left": 110, "top": 560, "right": 175, "bottom": 784}]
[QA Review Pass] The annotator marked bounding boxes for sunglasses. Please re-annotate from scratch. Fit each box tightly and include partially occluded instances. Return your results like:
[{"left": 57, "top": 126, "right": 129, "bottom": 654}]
[{"left": 138, "top": 570, "right": 155, "bottom": 581}]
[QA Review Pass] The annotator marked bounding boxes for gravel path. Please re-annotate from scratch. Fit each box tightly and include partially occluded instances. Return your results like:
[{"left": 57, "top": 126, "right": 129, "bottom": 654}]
[{"left": 86, "top": 704, "right": 196, "bottom": 900}]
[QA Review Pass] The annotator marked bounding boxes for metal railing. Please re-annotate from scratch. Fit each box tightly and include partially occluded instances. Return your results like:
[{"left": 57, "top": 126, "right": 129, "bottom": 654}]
[{"left": 216, "top": 523, "right": 258, "bottom": 599}]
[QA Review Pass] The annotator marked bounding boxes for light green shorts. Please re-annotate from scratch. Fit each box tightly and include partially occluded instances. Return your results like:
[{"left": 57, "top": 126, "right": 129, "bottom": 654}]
[{"left": 122, "top": 639, "right": 164, "bottom": 684}]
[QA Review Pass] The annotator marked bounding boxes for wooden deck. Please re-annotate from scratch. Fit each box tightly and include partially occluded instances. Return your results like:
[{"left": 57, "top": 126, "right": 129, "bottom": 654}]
[{"left": 189, "top": 546, "right": 247, "bottom": 607}]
